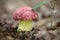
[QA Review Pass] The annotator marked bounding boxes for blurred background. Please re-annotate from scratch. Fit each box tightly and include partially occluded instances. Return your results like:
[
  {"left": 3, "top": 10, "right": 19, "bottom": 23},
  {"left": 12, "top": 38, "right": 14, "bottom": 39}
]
[{"left": 0, "top": 0, "right": 60, "bottom": 40}]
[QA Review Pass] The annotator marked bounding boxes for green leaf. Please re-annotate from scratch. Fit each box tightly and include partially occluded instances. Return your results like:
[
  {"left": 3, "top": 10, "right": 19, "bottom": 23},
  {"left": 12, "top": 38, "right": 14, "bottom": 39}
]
[{"left": 33, "top": 2, "right": 47, "bottom": 9}]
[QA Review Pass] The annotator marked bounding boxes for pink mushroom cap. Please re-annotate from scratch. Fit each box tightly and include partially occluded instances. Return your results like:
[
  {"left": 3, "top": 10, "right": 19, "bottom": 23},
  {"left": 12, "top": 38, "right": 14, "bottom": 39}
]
[{"left": 13, "top": 6, "right": 38, "bottom": 20}]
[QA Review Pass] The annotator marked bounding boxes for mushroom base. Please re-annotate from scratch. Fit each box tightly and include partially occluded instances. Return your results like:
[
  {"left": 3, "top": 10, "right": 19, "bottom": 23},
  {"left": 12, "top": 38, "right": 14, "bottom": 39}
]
[{"left": 17, "top": 20, "right": 33, "bottom": 31}]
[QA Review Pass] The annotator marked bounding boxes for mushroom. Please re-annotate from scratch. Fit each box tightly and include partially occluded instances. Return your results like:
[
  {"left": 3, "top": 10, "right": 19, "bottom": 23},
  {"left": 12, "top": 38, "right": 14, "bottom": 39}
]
[
  {"left": 13, "top": 2, "right": 47, "bottom": 31},
  {"left": 13, "top": 6, "right": 38, "bottom": 31}
]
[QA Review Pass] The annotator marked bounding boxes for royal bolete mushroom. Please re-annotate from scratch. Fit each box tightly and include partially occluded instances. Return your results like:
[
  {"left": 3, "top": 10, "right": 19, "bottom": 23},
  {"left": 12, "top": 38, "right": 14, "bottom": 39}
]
[{"left": 13, "top": 6, "right": 38, "bottom": 31}]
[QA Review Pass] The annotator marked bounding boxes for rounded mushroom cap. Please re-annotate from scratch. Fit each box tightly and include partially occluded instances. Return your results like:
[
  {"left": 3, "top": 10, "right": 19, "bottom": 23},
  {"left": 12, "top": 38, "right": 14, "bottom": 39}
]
[{"left": 13, "top": 6, "right": 38, "bottom": 20}]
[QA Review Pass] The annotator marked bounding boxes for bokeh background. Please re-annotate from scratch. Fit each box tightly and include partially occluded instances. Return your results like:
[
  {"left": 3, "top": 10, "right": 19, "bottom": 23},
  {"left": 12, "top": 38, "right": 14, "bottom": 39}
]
[{"left": 0, "top": 0, "right": 60, "bottom": 40}]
